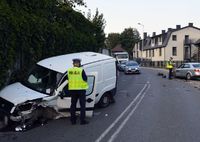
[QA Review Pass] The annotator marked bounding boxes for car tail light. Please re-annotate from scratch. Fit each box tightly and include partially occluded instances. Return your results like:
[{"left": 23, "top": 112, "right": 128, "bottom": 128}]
[{"left": 194, "top": 69, "right": 200, "bottom": 72}]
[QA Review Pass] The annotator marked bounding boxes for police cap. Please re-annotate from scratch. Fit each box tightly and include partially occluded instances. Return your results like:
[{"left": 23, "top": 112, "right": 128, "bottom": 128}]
[{"left": 72, "top": 58, "right": 81, "bottom": 63}]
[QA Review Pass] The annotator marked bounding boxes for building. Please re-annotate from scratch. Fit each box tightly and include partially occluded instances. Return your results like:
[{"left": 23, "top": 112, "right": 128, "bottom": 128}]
[
  {"left": 133, "top": 23, "right": 200, "bottom": 67},
  {"left": 111, "top": 44, "right": 127, "bottom": 53}
]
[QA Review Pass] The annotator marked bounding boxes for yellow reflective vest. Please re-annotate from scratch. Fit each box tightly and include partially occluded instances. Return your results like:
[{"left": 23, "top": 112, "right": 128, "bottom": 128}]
[
  {"left": 68, "top": 67, "right": 88, "bottom": 90},
  {"left": 166, "top": 61, "right": 173, "bottom": 69}
]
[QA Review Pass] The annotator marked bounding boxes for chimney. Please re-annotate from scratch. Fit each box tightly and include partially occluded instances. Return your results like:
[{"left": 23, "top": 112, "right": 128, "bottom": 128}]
[
  {"left": 168, "top": 28, "right": 172, "bottom": 31},
  {"left": 176, "top": 25, "right": 181, "bottom": 29},
  {"left": 162, "top": 30, "right": 165, "bottom": 34},
  {"left": 152, "top": 32, "right": 156, "bottom": 36},
  {"left": 188, "top": 23, "right": 193, "bottom": 27},
  {"left": 143, "top": 32, "right": 147, "bottom": 39}
]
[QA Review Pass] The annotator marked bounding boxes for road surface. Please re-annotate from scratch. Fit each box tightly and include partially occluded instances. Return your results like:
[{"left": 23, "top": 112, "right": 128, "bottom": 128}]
[{"left": 1, "top": 67, "right": 200, "bottom": 142}]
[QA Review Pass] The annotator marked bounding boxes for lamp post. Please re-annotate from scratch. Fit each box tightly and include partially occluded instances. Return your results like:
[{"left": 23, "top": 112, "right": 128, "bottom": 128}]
[{"left": 138, "top": 23, "right": 144, "bottom": 63}]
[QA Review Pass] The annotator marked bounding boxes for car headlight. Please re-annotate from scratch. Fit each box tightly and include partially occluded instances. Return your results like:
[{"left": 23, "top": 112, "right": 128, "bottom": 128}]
[
  {"left": 18, "top": 103, "right": 33, "bottom": 111},
  {"left": 16, "top": 102, "right": 37, "bottom": 112}
]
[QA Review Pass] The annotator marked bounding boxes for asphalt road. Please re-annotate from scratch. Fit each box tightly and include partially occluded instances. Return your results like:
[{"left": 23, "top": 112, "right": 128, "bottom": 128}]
[{"left": 1, "top": 68, "right": 200, "bottom": 142}]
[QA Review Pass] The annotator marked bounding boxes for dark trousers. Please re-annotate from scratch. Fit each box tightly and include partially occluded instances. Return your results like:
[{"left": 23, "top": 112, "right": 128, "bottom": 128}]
[
  {"left": 70, "top": 90, "right": 86, "bottom": 123},
  {"left": 168, "top": 68, "right": 173, "bottom": 79}
]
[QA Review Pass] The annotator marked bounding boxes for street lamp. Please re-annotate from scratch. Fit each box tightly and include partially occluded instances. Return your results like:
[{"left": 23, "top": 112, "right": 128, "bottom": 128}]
[
  {"left": 138, "top": 23, "right": 144, "bottom": 38},
  {"left": 138, "top": 23, "right": 144, "bottom": 62}
]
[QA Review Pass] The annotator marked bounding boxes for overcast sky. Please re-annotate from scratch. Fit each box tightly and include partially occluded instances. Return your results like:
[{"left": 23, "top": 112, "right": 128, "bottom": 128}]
[{"left": 77, "top": 0, "right": 200, "bottom": 37}]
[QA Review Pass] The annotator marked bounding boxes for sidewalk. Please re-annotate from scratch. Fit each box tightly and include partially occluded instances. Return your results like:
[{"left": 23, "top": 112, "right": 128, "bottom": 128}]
[{"left": 142, "top": 67, "right": 200, "bottom": 89}]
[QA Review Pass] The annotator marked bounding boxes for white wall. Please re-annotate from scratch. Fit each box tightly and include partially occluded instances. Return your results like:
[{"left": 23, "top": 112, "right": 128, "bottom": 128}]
[{"left": 165, "top": 27, "right": 200, "bottom": 61}]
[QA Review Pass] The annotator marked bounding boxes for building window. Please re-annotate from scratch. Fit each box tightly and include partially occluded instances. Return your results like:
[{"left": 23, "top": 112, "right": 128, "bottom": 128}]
[
  {"left": 146, "top": 50, "right": 148, "bottom": 57},
  {"left": 159, "top": 48, "right": 162, "bottom": 56},
  {"left": 155, "top": 38, "right": 158, "bottom": 45},
  {"left": 172, "top": 35, "right": 177, "bottom": 41},
  {"left": 151, "top": 39, "right": 154, "bottom": 44},
  {"left": 152, "top": 49, "right": 154, "bottom": 57},
  {"left": 172, "top": 47, "right": 177, "bottom": 56},
  {"left": 149, "top": 50, "right": 151, "bottom": 57},
  {"left": 185, "top": 35, "right": 189, "bottom": 39},
  {"left": 159, "top": 37, "right": 162, "bottom": 42}
]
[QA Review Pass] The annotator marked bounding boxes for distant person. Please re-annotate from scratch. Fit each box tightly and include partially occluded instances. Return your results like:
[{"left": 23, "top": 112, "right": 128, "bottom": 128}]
[
  {"left": 166, "top": 57, "right": 174, "bottom": 79},
  {"left": 67, "top": 58, "right": 89, "bottom": 125}
]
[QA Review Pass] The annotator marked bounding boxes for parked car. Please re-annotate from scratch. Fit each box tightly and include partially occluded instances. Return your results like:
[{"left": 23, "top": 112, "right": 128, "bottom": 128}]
[
  {"left": 117, "top": 61, "right": 127, "bottom": 71},
  {"left": 124, "top": 61, "right": 140, "bottom": 74},
  {"left": 175, "top": 62, "right": 200, "bottom": 80},
  {"left": 0, "top": 52, "right": 117, "bottom": 131}
]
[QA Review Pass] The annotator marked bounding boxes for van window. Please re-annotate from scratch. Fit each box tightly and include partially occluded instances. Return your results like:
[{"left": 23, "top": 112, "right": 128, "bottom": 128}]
[
  {"left": 59, "top": 74, "right": 68, "bottom": 86},
  {"left": 22, "top": 65, "right": 62, "bottom": 95},
  {"left": 61, "top": 75, "right": 95, "bottom": 97},
  {"left": 86, "top": 76, "right": 95, "bottom": 96}
]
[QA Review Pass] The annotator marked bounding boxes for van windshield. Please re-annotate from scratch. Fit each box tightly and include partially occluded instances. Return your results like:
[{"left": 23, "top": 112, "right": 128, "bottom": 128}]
[
  {"left": 22, "top": 65, "right": 63, "bottom": 95},
  {"left": 116, "top": 54, "right": 128, "bottom": 59}
]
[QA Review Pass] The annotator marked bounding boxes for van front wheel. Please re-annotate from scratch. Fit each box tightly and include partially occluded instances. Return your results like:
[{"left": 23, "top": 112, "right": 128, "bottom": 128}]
[{"left": 98, "top": 93, "right": 110, "bottom": 108}]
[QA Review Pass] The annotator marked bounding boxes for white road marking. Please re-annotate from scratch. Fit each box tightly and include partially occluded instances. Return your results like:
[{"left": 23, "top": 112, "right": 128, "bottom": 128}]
[
  {"left": 108, "top": 83, "right": 151, "bottom": 142},
  {"left": 95, "top": 82, "right": 149, "bottom": 142}
]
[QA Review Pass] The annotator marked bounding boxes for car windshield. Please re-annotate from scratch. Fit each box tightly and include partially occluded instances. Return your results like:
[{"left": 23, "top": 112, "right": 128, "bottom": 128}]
[
  {"left": 126, "top": 62, "right": 138, "bottom": 66},
  {"left": 192, "top": 64, "right": 200, "bottom": 68},
  {"left": 116, "top": 54, "right": 128, "bottom": 59},
  {"left": 22, "top": 65, "right": 63, "bottom": 95},
  {"left": 120, "top": 61, "right": 127, "bottom": 65}
]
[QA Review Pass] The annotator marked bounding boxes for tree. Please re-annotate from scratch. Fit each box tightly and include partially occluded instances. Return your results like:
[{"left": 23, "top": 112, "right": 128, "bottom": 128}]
[
  {"left": 0, "top": 0, "right": 104, "bottom": 89},
  {"left": 60, "top": 0, "right": 86, "bottom": 8},
  {"left": 105, "top": 33, "right": 121, "bottom": 49},
  {"left": 120, "top": 27, "right": 140, "bottom": 54},
  {"left": 90, "top": 9, "right": 106, "bottom": 50}
]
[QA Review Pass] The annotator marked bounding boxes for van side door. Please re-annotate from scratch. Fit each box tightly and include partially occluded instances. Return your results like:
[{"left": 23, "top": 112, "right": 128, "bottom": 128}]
[{"left": 56, "top": 72, "right": 97, "bottom": 117}]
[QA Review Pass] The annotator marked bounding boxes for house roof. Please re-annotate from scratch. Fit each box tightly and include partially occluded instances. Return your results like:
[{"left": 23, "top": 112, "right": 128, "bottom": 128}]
[
  {"left": 143, "top": 32, "right": 171, "bottom": 50},
  {"left": 111, "top": 44, "right": 127, "bottom": 52},
  {"left": 136, "top": 24, "right": 200, "bottom": 51}
]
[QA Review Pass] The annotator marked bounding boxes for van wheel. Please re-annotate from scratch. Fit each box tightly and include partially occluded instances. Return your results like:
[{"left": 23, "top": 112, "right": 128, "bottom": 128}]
[
  {"left": 0, "top": 114, "right": 9, "bottom": 130},
  {"left": 186, "top": 73, "right": 191, "bottom": 80},
  {"left": 98, "top": 93, "right": 110, "bottom": 108}
]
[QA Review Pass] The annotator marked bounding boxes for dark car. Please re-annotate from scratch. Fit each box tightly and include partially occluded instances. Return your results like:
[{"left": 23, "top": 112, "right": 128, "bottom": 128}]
[{"left": 124, "top": 61, "right": 140, "bottom": 74}]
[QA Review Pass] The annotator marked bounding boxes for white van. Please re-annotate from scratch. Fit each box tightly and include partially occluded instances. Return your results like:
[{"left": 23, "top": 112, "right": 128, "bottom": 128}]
[
  {"left": 112, "top": 52, "right": 129, "bottom": 63},
  {"left": 0, "top": 52, "right": 117, "bottom": 130}
]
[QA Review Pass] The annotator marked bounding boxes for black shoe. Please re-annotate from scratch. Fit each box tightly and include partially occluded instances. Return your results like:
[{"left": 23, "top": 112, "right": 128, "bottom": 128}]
[{"left": 80, "top": 120, "right": 89, "bottom": 125}]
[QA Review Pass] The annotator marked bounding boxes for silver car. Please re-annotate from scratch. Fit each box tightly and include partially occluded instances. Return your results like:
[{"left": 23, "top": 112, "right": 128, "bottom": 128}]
[
  {"left": 175, "top": 63, "right": 200, "bottom": 80},
  {"left": 117, "top": 61, "right": 127, "bottom": 71},
  {"left": 124, "top": 61, "right": 140, "bottom": 74}
]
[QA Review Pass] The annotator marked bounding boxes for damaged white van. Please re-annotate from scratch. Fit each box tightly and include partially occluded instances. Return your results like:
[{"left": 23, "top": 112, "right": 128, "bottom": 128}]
[{"left": 0, "top": 52, "right": 117, "bottom": 130}]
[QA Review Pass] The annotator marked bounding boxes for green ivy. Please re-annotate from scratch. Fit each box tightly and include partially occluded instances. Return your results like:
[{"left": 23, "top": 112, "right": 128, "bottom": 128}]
[{"left": 0, "top": 0, "right": 105, "bottom": 89}]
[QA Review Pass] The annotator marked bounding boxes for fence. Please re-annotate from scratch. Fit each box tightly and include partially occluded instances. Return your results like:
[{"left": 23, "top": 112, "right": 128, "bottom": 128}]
[{"left": 140, "top": 60, "right": 185, "bottom": 68}]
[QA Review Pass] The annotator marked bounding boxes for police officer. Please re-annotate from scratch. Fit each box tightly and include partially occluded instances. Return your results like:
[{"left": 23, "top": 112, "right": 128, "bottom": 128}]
[
  {"left": 68, "top": 58, "right": 89, "bottom": 125},
  {"left": 166, "top": 57, "right": 174, "bottom": 79}
]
